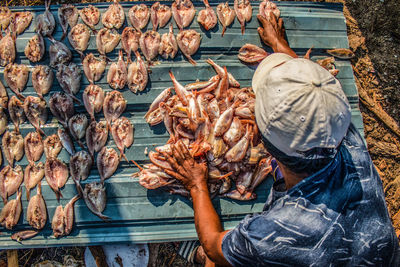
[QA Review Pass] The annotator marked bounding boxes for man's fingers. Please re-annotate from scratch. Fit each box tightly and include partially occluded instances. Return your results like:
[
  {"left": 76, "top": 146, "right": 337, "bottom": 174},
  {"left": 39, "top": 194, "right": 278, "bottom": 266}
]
[
  {"left": 161, "top": 151, "right": 181, "bottom": 171},
  {"left": 269, "top": 11, "right": 278, "bottom": 29},
  {"left": 164, "top": 169, "right": 186, "bottom": 182},
  {"left": 172, "top": 144, "right": 185, "bottom": 164},
  {"left": 257, "top": 14, "right": 269, "bottom": 28},
  {"left": 178, "top": 141, "right": 192, "bottom": 160}
]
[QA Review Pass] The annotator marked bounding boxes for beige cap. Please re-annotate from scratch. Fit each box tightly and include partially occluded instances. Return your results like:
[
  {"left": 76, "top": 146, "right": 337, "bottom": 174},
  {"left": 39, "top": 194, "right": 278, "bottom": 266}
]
[{"left": 253, "top": 53, "right": 351, "bottom": 158}]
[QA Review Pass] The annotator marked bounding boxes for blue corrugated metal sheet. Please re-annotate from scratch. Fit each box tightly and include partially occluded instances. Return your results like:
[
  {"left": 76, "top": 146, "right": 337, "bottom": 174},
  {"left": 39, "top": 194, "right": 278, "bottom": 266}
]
[{"left": 0, "top": 1, "right": 362, "bottom": 248}]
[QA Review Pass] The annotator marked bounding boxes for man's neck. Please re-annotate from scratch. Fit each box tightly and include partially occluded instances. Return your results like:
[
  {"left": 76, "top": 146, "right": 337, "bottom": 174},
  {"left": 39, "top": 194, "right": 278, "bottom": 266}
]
[{"left": 276, "top": 161, "right": 309, "bottom": 190}]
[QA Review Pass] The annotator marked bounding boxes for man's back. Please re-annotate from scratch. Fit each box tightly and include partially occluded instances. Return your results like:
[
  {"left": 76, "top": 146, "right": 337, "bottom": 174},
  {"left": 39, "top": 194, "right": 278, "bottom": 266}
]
[{"left": 222, "top": 124, "right": 399, "bottom": 266}]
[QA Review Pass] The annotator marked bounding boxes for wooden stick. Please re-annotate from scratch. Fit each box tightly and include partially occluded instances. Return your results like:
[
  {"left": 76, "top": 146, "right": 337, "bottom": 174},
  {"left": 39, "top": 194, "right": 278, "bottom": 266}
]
[
  {"left": 7, "top": 250, "right": 18, "bottom": 267},
  {"left": 89, "top": 246, "right": 109, "bottom": 267}
]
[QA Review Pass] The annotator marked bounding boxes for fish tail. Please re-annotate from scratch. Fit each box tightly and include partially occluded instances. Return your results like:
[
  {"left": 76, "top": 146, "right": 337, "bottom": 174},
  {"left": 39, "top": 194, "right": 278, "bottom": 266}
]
[
  {"left": 188, "top": 56, "right": 197, "bottom": 66},
  {"left": 221, "top": 26, "right": 226, "bottom": 37},
  {"left": 241, "top": 24, "right": 245, "bottom": 35},
  {"left": 26, "top": 189, "right": 30, "bottom": 201},
  {"left": 60, "top": 31, "right": 67, "bottom": 42}
]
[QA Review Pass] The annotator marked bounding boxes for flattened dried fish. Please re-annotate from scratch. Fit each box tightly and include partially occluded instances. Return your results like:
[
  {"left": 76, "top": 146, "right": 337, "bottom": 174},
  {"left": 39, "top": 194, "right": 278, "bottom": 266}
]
[
  {"left": 234, "top": 0, "right": 252, "bottom": 35},
  {"left": 139, "top": 30, "right": 161, "bottom": 62},
  {"left": 44, "top": 134, "right": 62, "bottom": 158},
  {"left": 24, "top": 34, "right": 45, "bottom": 62},
  {"left": 0, "top": 107, "right": 7, "bottom": 135},
  {"left": 259, "top": 0, "right": 280, "bottom": 21},
  {"left": 102, "top": 0, "right": 125, "bottom": 29},
  {"left": 83, "top": 53, "right": 107, "bottom": 84},
  {"left": 32, "top": 65, "right": 53, "bottom": 99},
  {"left": 11, "top": 230, "right": 39, "bottom": 242},
  {"left": 24, "top": 162, "right": 45, "bottom": 200},
  {"left": 8, "top": 96, "right": 26, "bottom": 133},
  {"left": 52, "top": 195, "right": 80, "bottom": 238},
  {"left": 121, "top": 27, "right": 141, "bottom": 62},
  {"left": 49, "top": 92, "right": 75, "bottom": 128},
  {"left": 0, "top": 165, "right": 23, "bottom": 204},
  {"left": 172, "top": 0, "right": 196, "bottom": 31},
  {"left": 79, "top": 5, "right": 100, "bottom": 30},
  {"left": 24, "top": 132, "right": 44, "bottom": 164},
  {"left": 49, "top": 38, "right": 72, "bottom": 68},
  {"left": 68, "top": 114, "right": 88, "bottom": 144},
  {"left": 326, "top": 48, "right": 355, "bottom": 59},
  {"left": 0, "top": 189, "right": 22, "bottom": 229},
  {"left": 96, "top": 28, "right": 120, "bottom": 55},
  {"left": 151, "top": 2, "right": 172, "bottom": 31},
  {"left": 75, "top": 181, "right": 110, "bottom": 220},
  {"left": 97, "top": 147, "right": 120, "bottom": 182},
  {"left": 0, "top": 79, "right": 8, "bottom": 108},
  {"left": 86, "top": 120, "right": 108, "bottom": 157},
  {"left": 0, "top": 30, "right": 16, "bottom": 66},
  {"left": 176, "top": 29, "right": 201, "bottom": 65},
  {"left": 68, "top": 23, "right": 90, "bottom": 58},
  {"left": 111, "top": 116, "right": 134, "bottom": 161},
  {"left": 197, "top": 0, "right": 217, "bottom": 31},
  {"left": 0, "top": 7, "right": 11, "bottom": 30},
  {"left": 27, "top": 182, "right": 47, "bottom": 230},
  {"left": 217, "top": 2, "right": 235, "bottom": 37},
  {"left": 23, "top": 96, "right": 47, "bottom": 135},
  {"left": 45, "top": 157, "right": 69, "bottom": 201},
  {"left": 127, "top": 51, "right": 148, "bottom": 93},
  {"left": 56, "top": 62, "right": 81, "bottom": 101},
  {"left": 35, "top": 0, "right": 55, "bottom": 37},
  {"left": 70, "top": 150, "right": 92, "bottom": 182},
  {"left": 159, "top": 24, "right": 178, "bottom": 59},
  {"left": 129, "top": 4, "right": 150, "bottom": 30},
  {"left": 4, "top": 63, "right": 29, "bottom": 99},
  {"left": 10, "top": 11, "right": 33, "bottom": 35},
  {"left": 83, "top": 84, "right": 105, "bottom": 121},
  {"left": 58, "top": 128, "right": 75, "bottom": 156},
  {"left": 107, "top": 50, "right": 127, "bottom": 90},
  {"left": 238, "top": 43, "right": 268, "bottom": 64},
  {"left": 58, "top": 4, "right": 79, "bottom": 41},
  {"left": 103, "top": 90, "right": 126, "bottom": 126}
]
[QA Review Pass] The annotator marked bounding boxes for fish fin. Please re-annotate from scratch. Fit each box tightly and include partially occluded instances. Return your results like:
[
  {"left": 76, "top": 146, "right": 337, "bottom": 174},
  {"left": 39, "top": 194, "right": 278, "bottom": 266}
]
[{"left": 304, "top": 45, "right": 314, "bottom": 59}]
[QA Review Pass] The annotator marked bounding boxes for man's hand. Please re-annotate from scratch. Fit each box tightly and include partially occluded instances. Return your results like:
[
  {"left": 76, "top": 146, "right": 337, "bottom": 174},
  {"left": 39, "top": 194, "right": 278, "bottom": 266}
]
[
  {"left": 162, "top": 140, "right": 208, "bottom": 194},
  {"left": 257, "top": 12, "right": 297, "bottom": 58}
]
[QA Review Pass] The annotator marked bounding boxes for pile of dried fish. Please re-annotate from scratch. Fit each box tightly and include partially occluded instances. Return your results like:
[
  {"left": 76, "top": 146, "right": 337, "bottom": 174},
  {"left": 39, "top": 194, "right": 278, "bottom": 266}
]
[{"left": 136, "top": 59, "right": 272, "bottom": 200}]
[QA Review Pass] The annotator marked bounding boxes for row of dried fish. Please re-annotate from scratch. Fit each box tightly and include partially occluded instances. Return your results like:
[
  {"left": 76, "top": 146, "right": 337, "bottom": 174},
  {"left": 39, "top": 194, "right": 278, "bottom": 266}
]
[{"left": 135, "top": 58, "right": 272, "bottom": 200}]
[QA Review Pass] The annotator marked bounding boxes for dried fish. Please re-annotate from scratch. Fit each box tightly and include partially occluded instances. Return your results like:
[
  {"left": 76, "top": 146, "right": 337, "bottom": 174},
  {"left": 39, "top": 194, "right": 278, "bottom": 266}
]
[
  {"left": 159, "top": 24, "right": 178, "bottom": 59},
  {"left": 49, "top": 92, "right": 75, "bottom": 128},
  {"left": 70, "top": 150, "right": 92, "bottom": 182},
  {"left": 52, "top": 195, "right": 80, "bottom": 238},
  {"left": 111, "top": 116, "right": 134, "bottom": 161},
  {"left": 217, "top": 2, "right": 235, "bottom": 37},
  {"left": 127, "top": 51, "right": 148, "bottom": 93},
  {"left": 86, "top": 120, "right": 108, "bottom": 157},
  {"left": 27, "top": 182, "right": 47, "bottom": 230},
  {"left": 0, "top": 189, "right": 22, "bottom": 229},
  {"left": 32, "top": 65, "right": 53, "bottom": 99},
  {"left": 151, "top": 2, "right": 172, "bottom": 31},
  {"left": 24, "top": 132, "right": 44, "bottom": 165},
  {"left": 225, "top": 125, "right": 252, "bottom": 162},
  {"left": 197, "top": 0, "right": 217, "bottom": 30},
  {"left": 121, "top": 27, "right": 141, "bottom": 62},
  {"left": 326, "top": 48, "right": 355, "bottom": 59},
  {"left": 11, "top": 230, "right": 39, "bottom": 242},
  {"left": 24, "top": 162, "right": 45, "bottom": 200},
  {"left": 0, "top": 165, "right": 23, "bottom": 204},
  {"left": 49, "top": 38, "right": 72, "bottom": 68},
  {"left": 102, "top": 0, "right": 125, "bottom": 29},
  {"left": 68, "top": 114, "right": 88, "bottom": 143},
  {"left": 4, "top": 63, "right": 29, "bottom": 99},
  {"left": 58, "top": 4, "right": 79, "bottom": 41},
  {"left": 58, "top": 128, "right": 75, "bottom": 156},
  {"left": 223, "top": 189, "right": 256, "bottom": 201},
  {"left": 97, "top": 147, "right": 120, "bottom": 182},
  {"left": 56, "top": 62, "right": 81, "bottom": 101},
  {"left": 82, "top": 182, "right": 110, "bottom": 220},
  {"left": 139, "top": 30, "right": 161, "bottom": 62},
  {"left": 259, "top": 0, "right": 280, "bottom": 21},
  {"left": 25, "top": 34, "right": 45, "bottom": 63},
  {"left": 83, "top": 84, "right": 105, "bottom": 121},
  {"left": 172, "top": 0, "right": 196, "bottom": 31},
  {"left": 128, "top": 4, "right": 150, "bottom": 30},
  {"left": 96, "top": 28, "right": 120, "bottom": 55},
  {"left": 68, "top": 23, "right": 90, "bottom": 58},
  {"left": 176, "top": 29, "right": 201, "bottom": 65},
  {"left": 79, "top": 5, "right": 100, "bottom": 30},
  {"left": 8, "top": 96, "right": 26, "bottom": 133},
  {"left": 23, "top": 96, "right": 48, "bottom": 135},
  {"left": 0, "top": 7, "right": 11, "bottom": 30},
  {"left": 44, "top": 134, "right": 62, "bottom": 159},
  {"left": 0, "top": 30, "right": 16, "bottom": 66},
  {"left": 144, "top": 87, "right": 172, "bottom": 120},
  {"left": 103, "top": 90, "right": 126, "bottom": 126},
  {"left": 10, "top": 11, "right": 33, "bottom": 35},
  {"left": 238, "top": 43, "right": 268, "bottom": 64},
  {"left": 0, "top": 107, "right": 7, "bottom": 135},
  {"left": 82, "top": 53, "right": 107, "bottom": 84},
  {"left": 35, "top": 0, "right": 55, "bottom": 37},
  {"left": 107, "top": 50, "right": 128, "bottom": 90},
  {"left": 45, "top": 157, "right": 69, "bottom": 201},
  {"left": 0, "top": 79, "right": 8, "bottom": 108},
  {"left": 206, "top": 58, "right": 240, "bottom": 87},
  {"left": 234, "top": 0, "right": 252, "bottom": 34}
]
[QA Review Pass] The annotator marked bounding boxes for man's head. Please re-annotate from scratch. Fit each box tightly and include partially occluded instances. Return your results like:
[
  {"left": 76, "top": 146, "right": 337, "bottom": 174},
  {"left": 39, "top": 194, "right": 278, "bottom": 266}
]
[{"left": 253, "top": 53, "right": 352, "bottom": 174}]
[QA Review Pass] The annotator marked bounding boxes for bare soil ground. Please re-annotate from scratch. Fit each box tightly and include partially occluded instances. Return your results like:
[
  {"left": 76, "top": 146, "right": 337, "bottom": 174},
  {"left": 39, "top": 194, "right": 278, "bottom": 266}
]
[{"left": 1, "top": 0, "right": 399, "bottom": 265}]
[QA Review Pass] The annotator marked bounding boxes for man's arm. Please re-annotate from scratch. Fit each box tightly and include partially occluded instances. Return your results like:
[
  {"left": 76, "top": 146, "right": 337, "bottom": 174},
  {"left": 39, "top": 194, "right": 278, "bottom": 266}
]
[
  {"left": 257, "top": 12, "right": 298, "bottom": 58},
  {"left": 162, "top": 141, "right": 231, "bottom": 266}
]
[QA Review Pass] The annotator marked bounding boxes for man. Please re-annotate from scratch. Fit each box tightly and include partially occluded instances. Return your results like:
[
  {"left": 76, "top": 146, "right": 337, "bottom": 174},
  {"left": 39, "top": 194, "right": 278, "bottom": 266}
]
[{"left": 163, "top": 13, "right": 399, "bottom": 266}]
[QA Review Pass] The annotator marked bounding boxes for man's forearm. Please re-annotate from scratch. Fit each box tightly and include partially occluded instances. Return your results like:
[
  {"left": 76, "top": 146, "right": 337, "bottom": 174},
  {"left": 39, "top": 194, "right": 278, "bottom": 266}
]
[
  {"left": 191, "top": 184, "right": 230, "bottom": 266},
  {"left": 274, "top": 39, "right": 298, "bottom": 58}
]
